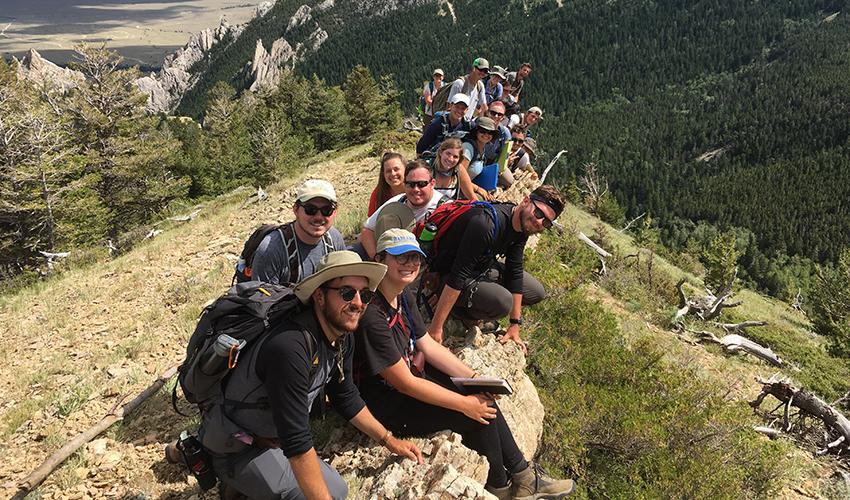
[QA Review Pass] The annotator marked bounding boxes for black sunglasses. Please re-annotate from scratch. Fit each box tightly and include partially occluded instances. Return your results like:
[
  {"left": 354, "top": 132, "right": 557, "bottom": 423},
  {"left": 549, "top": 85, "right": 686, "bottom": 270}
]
[
  {"left": 489, "top": 110, "right": 504, "bottom": 118},
  {"left": 405, "top": 180, "right": 431, "bottom": 189},
  {"left": 300, "top": 203, "right": 335, "bottom": 217},
  {"left": 476, "top": 67, "right": 489, "bottom": 74},
  {"left": 512, "top": 138, "right": 525, "bottom": 144},
  {"left": 323, "top": 285, "right": 376, "bottom": 304},
  {"left": 532, "top": 202, "right": 554, "bottom": 229}
]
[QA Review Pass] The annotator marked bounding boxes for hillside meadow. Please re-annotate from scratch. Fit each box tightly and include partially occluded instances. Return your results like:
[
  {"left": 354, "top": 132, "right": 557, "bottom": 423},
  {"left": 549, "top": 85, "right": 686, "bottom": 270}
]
[{"left": 1, "top": 140, "right": 849, "bottom": 498}]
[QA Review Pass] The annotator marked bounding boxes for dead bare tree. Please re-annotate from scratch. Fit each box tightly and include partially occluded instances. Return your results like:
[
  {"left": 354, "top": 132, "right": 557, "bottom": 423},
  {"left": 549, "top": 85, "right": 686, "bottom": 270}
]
[
  {"left": 751, "top": 376, "right": 850, "bottom": 456},
  {"left": 792, "top": 289, "right": 805, "bottom": 315},
  {"left": 577, "top": 162, "right": 608, "bottom": 216},
  {"left": 693, "top": 330, "right": 782, "bottom": 366},
  {"left": 673, "top": 269, "right": 742, "bottom": 323}
]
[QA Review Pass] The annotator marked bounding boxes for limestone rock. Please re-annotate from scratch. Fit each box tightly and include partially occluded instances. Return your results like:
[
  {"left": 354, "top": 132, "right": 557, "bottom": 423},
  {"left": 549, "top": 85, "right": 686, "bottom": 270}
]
[
  {"left": 321, "top": 331, "right": 543, "bottom": 497},
  {"left": 135, "top": 18, "right": 245, "bottom": 113},
  {"left": 456, "top": 330, "right": 544, "bottom": 458},
  {"left": 287, "top": 5, "right": 313, "bottom": 32},
  {"left": 255, "top": 1, "right": 276, "bottom": 18},
  {"left": 249, "top": 38, "right": 296, "bottom": 92},
  {"left": 14, "top": 49, "right": 84, "bottom": 92}
]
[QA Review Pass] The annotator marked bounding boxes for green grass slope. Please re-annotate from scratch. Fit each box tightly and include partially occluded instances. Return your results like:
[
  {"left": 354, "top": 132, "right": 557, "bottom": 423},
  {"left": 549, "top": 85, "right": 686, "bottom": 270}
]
[{"left": 0, "top": 142, "right": 847, "bottom": 498}]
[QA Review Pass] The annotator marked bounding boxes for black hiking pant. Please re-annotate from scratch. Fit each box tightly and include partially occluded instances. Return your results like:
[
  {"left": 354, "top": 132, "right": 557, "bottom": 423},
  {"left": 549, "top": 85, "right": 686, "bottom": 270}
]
[
  {"left": 447, "top": 264, "right": 546, "bottom": 322},
  {"left": 367, "top": 367, "right": 527, "bottom": 488}
]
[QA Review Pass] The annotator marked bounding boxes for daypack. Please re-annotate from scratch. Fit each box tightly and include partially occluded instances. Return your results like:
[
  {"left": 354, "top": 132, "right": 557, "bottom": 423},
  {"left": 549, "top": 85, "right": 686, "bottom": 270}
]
[
  {"left": 173, "top": 281, "right": 317, "bottom": 414},
  {"left": 430, "top": 76, "right": 485, "bottom": 115},
  {"left": 413, "top": 200, "right": 499, "bottom": 258},
  {"left": 234, "top": 222, "right": 334, "bottom": 285},
  {"left": 418, "top": 81, "right": 436, "bottom": 117}
]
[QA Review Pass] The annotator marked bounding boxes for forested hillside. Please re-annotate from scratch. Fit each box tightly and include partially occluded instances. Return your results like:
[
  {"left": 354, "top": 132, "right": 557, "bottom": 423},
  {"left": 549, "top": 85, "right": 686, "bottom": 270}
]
[{"left": 177, "top": 0, "right": 850, "bottom": 297}]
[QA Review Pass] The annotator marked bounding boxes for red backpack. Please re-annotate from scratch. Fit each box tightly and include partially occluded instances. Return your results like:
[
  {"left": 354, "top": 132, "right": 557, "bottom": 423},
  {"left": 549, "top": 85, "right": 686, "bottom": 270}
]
[{"left": 413, "top": 200, "right": 499, "bottom": 257}]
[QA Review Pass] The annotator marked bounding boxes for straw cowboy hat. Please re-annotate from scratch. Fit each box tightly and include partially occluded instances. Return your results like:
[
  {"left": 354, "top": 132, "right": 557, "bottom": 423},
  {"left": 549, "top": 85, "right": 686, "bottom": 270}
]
[{"left": 294, "top": 251, "right": 387, "bottom": 303}]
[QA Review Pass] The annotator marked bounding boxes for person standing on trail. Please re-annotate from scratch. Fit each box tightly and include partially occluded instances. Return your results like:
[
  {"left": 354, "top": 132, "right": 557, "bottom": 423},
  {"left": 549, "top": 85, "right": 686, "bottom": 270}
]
[
  {"left": 421, "top": 68, "right": 444, "bottom": 129},
  {"left": 250, "top": 179, "right": 346, "bottom": 285},
  {"left": 423, "top": 185, "right": 565, "bottom": 354},
  {"left": 205, "top": 251, "right": 423, "bottom": 499},
  {"left": 447, "top": 57, "right": 490, "bottom": 120}
]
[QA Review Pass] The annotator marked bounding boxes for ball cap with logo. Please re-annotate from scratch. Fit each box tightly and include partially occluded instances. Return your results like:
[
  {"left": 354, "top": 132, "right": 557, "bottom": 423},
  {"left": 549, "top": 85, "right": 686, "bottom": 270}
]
[{"left": 376, "top": 228, "right": 426, "bottom": 257}]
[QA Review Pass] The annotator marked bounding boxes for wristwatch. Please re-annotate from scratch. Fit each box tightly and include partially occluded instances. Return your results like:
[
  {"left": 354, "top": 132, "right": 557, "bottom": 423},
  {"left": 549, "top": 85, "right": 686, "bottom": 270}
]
[{"left": 509, "top": 318, "right": 523, "bottom": 325}]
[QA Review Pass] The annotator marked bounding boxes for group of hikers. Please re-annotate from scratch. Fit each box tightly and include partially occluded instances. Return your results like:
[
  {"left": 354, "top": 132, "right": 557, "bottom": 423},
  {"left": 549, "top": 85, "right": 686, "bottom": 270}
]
[{"left": 171, "top": 57, "right": 574, "bottom": 500}]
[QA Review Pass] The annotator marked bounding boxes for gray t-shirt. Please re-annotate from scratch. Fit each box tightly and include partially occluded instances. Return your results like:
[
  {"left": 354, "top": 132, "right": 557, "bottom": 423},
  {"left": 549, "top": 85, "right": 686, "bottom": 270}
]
[{"left": 250, "top": 225, "right": 345, "bottom": 285}]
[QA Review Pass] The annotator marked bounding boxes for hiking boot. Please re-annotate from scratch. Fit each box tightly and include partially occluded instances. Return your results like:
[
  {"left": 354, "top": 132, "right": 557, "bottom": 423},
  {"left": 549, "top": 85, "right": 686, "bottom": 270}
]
[
  {"left": 512, "top": 462, "right": 575, "bottom": 499},
  {"left": 480, "top": 320, "right": 500, "bottom": 333},
  {"left": 485, "top": 481, "right": 512, "bottom": 500}
]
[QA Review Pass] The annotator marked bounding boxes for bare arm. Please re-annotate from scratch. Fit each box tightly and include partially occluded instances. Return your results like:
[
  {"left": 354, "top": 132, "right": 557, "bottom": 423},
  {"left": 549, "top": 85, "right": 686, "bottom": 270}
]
[
  {"left": 427, "top": 285, "right": 461, "bottom": 343},
  {"left": 359, "top": 227, "right": 377, "bottom": 259},
  {"left": 380, "top": 359, "right": 495, "bottom": 424},
  {"left": 348, "top": 406, "right": 423, "bottom": 463},
  {"left": 289, "top": 448, "right": 332, "bottom": 500},
  {"left": 416, "top": 333, "right": 475, "bottom": 378},
  {"left": 498, "top": 293, "right": 527, "bottom": 355}
]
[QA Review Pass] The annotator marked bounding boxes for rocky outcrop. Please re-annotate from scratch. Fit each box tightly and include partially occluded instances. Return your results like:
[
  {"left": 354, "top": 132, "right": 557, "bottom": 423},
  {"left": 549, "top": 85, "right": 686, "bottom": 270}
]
[
  {"left": 14, "top": 49, "right": 84, "bottom": 92},
  {"left": 135, "top": 18, "right": 245, "bottom": 113},
  {"left": 321, "top": 330, "right": 543, "bottom": 499},
  {"left": 287, "top": 5, "right": 314, "bottom": 31},
  {"left": 249, "top": 38, "right": 296, "bottom": 92}
]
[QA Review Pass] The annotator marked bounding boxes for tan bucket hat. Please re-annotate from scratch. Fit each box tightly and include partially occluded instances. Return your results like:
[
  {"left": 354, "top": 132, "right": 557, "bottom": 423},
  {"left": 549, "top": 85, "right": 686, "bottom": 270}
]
[{"left": 294, "top": 251, "right": 387, "bottom": 303}]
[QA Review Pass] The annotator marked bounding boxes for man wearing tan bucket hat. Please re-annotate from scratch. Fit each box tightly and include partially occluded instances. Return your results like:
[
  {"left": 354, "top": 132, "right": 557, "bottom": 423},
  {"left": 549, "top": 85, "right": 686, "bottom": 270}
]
[{"left": 208, "top": 251, "right": 423, "bottom": 499}]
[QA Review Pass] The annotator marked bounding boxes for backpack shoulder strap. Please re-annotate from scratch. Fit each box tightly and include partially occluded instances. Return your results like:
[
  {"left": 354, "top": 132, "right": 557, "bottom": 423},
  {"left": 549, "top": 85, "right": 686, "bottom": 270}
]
[{"left": 280, "top": 222, "right": 300, "bottom": 285}]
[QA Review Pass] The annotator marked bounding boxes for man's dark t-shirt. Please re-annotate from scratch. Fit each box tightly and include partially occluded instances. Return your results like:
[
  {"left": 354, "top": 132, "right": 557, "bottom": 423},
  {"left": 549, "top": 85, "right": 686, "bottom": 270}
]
[
  {"left": 429, "top": 203, "right": 527, "bottom": 294},
  {"left": 354, "top": 289, "right": 426, "bottom": 414},
  {"left": 255, "top": 309, "right": 365, "bottom": 457}
]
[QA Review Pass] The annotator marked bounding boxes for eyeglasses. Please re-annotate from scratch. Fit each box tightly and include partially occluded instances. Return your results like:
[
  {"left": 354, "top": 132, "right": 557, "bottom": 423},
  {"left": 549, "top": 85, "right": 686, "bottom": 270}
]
[
  {"left": 323, "top": 285, "right": 376, "bottom": 304},
  {"left": 489, "top": 110, "right": 505, "bottom": 118},
  {"left": 404, "top": 180, "right": 431, "bottom": 189},
  {"left": 391, "top": 252, "right": 423, "bottom": 265},
  {"left": 300, "top": 203, "right": 335, "bottom": 217},
  {"left": 532, "top": 202, "right": 554, "bottom": 229}
]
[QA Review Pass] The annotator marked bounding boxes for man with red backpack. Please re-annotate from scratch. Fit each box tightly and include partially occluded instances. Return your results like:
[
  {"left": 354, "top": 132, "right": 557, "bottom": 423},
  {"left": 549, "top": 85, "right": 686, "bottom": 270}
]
[{"left": 423, "top": 185, "right": 564, "bottom": 354}]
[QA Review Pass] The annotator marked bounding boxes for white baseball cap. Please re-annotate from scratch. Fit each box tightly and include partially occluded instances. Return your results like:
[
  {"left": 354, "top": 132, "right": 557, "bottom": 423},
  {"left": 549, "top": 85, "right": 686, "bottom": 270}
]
[
  {"left": 449, "top": 93, "right": 470, "bottom": 107},
  {"left": 296, "top": 179, "right": 337, "bottom": 203}
]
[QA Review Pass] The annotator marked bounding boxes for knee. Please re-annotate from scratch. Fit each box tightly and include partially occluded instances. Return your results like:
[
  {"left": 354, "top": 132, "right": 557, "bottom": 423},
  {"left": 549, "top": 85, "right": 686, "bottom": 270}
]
[
  {"left": 326, "top": 472, "right": 349, "bottom": 500},
  {"left": 522, "top": 274, "right": 546, "bottom": 306}
]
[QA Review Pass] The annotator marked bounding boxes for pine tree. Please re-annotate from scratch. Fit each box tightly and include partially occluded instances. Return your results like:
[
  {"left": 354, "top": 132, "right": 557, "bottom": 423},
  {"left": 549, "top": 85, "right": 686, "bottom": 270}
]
[
  {"left": 200, "top": 81, "right": 252, "bottom": 195},
  {"left": 700, "top": 230, "right": 740, "bottom": 293},
  {"left": 810, "top": 249, "right": 850, "bottom": 356},
  {"left": 343, "top": 65, "right": 386, "bottom": 140}
]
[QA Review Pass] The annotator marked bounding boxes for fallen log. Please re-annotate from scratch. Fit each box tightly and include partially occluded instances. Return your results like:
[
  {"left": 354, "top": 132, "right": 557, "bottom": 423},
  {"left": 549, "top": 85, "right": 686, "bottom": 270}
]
[
  {"left": 13, "top": 365, "right": 178, "bottom": 499},
  {"left": 692, "top": 330, "right": 782, "bottom": 366},
  {"left": 750, "top": 378, "right": 850, "bottom": 456}
]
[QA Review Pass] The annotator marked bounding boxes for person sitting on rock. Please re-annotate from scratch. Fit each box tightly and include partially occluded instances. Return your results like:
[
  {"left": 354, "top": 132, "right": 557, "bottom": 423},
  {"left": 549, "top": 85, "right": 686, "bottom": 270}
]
[
  {"left": 430, "top": 138, "right": 464, "bottom": 201},
  {"left": 354, "top": 229, "right": 575, "bottom": 500},
  {"left": 204, "top": 251, "right": 422, "bottom": 499},
  {"left": 367, "top": 152, "right": 406, "bottom": 216},
  {"left": 425, "top": 185, "right": 565, "bottom": 354},
  {"left": 357, "top": 160, "right": 445, "bottom": 259},
  {"left": 508, "top": 106, "right": 543, "bottom": 138},
  {"left": 250, "top": 179, "right": 346, "bottom": 285},
  {"left": 458, "top": 116, "right": 500, "bottom": 201}
]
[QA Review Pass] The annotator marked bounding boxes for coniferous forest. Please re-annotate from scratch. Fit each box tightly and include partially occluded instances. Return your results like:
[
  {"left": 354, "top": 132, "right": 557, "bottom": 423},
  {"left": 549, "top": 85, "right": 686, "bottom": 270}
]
[{"left": 174, "top": 0, "right": 850, "bottom": 299}]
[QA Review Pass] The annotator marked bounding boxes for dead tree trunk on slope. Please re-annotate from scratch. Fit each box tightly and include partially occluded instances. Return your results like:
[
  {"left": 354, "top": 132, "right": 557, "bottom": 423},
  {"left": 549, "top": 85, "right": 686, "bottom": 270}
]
[
  {"left": 751, "top": 377, "right": 850, "bottom": 456},
  {"left": 674, "top": 269, "right": 742, "bottom": 323}
]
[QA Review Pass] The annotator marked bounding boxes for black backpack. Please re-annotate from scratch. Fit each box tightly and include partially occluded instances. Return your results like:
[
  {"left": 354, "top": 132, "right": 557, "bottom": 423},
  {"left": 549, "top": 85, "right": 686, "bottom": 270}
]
[
  {"left": 234, "top": 222, "right": 334, "bottom": 285},
  {"left": 172, "top": 281, "right": 317, "bottom": 414}
]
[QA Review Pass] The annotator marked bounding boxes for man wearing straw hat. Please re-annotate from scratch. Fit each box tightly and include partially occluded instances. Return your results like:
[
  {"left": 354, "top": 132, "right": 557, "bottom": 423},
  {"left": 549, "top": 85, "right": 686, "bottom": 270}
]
[{"left": 209, "top": 251, "right": 423, "bottom": 499}]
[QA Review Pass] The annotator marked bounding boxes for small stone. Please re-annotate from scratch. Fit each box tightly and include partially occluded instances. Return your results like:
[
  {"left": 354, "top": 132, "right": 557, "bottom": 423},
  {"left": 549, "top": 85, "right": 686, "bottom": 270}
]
[{"left": 74, "top": 467, "right": 89, "bottom": 479}]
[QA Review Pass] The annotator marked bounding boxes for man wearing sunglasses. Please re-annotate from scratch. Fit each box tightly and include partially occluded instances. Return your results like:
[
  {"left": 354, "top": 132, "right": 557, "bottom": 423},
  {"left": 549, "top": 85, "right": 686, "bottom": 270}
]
[
  {"left": 426, "top": 185, "right": 565, "bottom": 354},
  {"left": 358, "top": 160, "right": 446, "bottom": 259},
  {"left": 250, "top": 179, "right": 346, "bottom": 285},
  {"left": 447, "top": 57, "right": 490, "bottom": 120},
  {"left": 208, "top": 251, "right": 423, "bottom": 499}
]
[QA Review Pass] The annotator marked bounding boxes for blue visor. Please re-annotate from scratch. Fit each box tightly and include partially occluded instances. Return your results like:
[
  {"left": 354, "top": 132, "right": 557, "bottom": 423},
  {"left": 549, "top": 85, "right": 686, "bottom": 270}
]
[{"left": 385, "top": 244, "right": 426, "bottom": 257}]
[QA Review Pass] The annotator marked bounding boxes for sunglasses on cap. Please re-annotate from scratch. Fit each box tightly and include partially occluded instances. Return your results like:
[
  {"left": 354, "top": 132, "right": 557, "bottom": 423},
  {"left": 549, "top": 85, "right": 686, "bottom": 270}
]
[
  {"left": 404, "top": 180, "right": 431, "bottom": 189},
  {"left": 300, "top": 202, "right": 336, "bottom": 217},
  {"left": 323, "top": 285, "right": 376, "bottom": 304},
  {"left": 531, "top": 202, "right": 554, "bottom": 229}
]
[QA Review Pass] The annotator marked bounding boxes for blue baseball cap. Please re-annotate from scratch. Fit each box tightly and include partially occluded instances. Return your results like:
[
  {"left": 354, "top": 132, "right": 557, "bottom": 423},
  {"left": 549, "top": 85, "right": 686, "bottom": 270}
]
[{"left": 376, "top": 229, "right": 426, "bottom": 257}]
